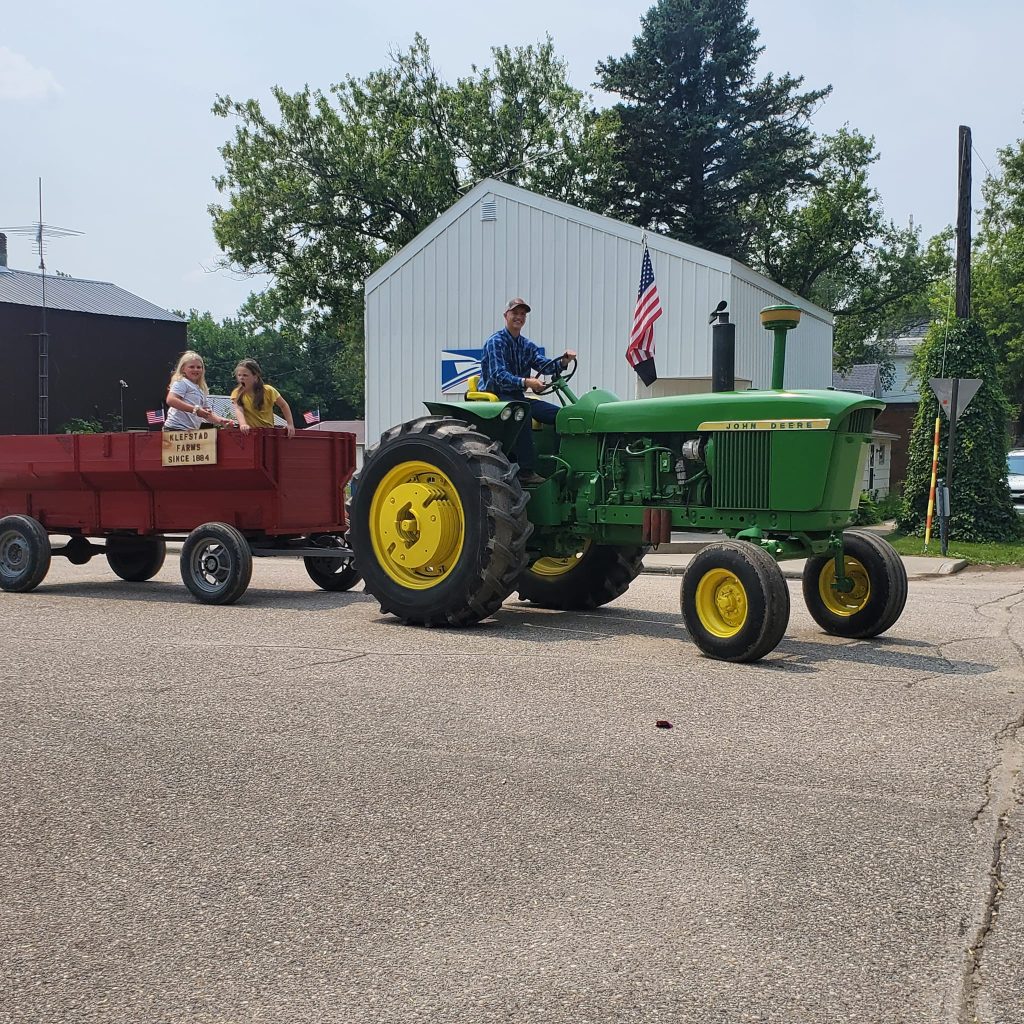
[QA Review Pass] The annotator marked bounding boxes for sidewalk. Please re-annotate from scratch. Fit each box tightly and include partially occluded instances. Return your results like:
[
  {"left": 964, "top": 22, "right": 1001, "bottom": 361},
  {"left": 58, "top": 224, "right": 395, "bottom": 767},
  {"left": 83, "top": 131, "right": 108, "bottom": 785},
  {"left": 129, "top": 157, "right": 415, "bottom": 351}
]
[{"left": 641, "top": 522, "right": 968, "bottom": 580}]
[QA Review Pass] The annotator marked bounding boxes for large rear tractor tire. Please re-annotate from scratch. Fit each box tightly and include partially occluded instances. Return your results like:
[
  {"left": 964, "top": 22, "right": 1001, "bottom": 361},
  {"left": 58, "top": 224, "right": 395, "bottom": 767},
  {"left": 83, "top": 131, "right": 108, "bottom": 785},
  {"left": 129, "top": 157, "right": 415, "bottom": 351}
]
[
  {"left": 106, "top": 536, "right": 167, "bottom": 582},
  {"left": 180, "top": 522, "right": 253, "bottom": 605},
  {"left": 350, "top": 417, "right": 532, "bottom": 626},
  {"left": 802, "top": 529, "right": 908, "bottom": 638},
  {"left": 515, "top": 542, "right": 646, "bottom": 610},
  {"left": 0, "top": 515, "right": 51, "bottom": 593},
  {"left": 680, "top": 541, "right": 790, "bottom": 662}
]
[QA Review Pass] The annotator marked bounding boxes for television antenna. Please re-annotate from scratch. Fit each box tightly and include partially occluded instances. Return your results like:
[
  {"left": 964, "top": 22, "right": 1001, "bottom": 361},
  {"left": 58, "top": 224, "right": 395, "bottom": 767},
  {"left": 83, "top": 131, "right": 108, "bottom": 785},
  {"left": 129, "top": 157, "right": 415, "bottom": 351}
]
[{"left": 1, "top": 178, "right": 83, "bottom": 433}]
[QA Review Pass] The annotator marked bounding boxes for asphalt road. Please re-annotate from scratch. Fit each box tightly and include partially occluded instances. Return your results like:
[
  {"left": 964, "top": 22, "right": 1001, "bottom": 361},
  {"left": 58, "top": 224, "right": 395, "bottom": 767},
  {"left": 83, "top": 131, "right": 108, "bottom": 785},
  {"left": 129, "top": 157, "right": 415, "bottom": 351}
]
[{"left": 1, "top": 556, "right": 1022, "bottom": 1024}]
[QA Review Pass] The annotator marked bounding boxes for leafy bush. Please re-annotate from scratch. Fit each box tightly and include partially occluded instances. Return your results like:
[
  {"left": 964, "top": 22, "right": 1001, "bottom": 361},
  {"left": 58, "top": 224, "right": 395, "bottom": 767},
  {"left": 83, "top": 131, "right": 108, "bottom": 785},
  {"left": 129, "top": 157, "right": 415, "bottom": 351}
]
[
  {"left": 898, "top": 317, "right": 1023, "bottom": 541},
  {"left": 853, "top": 491, "right": 882, "bottom": 526},
  {"left": 62, "top": 417, "right": 103, "bottom": 434}
]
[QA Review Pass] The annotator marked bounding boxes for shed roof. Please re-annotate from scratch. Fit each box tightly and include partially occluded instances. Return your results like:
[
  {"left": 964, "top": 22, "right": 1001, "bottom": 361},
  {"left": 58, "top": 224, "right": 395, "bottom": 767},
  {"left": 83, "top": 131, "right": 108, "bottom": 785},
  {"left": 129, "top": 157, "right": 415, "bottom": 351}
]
[
  {"left": 0, "top": 266, "right": 184, "bottom": 322},
  {"left": 365, "top": 179, "right": 833, "bottom": 324}
]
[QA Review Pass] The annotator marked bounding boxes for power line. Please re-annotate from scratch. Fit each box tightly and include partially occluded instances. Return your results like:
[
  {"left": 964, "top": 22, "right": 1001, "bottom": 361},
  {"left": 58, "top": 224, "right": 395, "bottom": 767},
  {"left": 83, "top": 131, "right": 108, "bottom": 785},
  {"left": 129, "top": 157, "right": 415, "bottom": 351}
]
[{"left": 971, "top": 143, "right": 994, "bottom": 179}]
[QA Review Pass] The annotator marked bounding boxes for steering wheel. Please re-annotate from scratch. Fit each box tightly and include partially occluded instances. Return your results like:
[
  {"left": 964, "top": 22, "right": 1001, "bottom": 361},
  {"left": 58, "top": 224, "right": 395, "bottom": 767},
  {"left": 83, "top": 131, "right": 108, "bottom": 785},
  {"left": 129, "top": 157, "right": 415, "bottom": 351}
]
[{"left": 535, "top": 357, "right": 578, "bottom": 396}]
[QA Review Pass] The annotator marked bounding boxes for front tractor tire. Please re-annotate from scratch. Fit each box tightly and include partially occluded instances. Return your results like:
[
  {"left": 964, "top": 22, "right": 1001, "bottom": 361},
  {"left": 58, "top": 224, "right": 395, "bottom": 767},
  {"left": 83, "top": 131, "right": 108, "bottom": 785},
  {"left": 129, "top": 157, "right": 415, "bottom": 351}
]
[
  {"left": 680, "top": 541, "right": 790, "bottom": 663},
  {"left": 350, "top": 417, "right": 532, "bottom": 627},
  {"left": 516, "top": 542, "right": 646, "bottom": 610},
  {"left": 802, "top": 529, "right": 908, "bottom": 639}
]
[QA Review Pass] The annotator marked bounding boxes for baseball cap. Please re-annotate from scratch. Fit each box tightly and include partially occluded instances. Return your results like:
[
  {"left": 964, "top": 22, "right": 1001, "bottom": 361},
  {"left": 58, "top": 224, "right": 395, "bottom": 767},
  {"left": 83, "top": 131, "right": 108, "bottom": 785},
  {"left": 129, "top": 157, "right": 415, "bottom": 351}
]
[{"left": 504, "top": 297, "right": 531, "bottom": 313}]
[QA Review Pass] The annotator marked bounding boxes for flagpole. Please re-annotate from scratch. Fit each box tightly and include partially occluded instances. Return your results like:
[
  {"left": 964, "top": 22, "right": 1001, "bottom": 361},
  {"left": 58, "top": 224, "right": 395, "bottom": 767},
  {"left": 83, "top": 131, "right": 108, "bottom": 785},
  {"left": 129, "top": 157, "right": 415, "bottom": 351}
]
[{"left": 637, "top": 231, "right": 646, "bottom": 400}]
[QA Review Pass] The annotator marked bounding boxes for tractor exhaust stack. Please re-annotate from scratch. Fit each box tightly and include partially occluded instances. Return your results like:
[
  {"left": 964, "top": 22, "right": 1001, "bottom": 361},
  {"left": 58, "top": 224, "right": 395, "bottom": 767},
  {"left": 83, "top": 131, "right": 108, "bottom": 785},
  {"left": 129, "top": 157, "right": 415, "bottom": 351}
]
[{"left": 710, "top": 301, "right": 735, "bottom": 393}]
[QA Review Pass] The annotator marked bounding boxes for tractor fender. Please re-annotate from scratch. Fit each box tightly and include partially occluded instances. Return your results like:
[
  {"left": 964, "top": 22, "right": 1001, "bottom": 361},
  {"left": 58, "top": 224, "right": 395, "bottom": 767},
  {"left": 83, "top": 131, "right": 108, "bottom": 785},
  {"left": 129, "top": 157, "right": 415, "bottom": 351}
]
[{"left": 424, "top": 399, "right": 530, "bottom": 450}]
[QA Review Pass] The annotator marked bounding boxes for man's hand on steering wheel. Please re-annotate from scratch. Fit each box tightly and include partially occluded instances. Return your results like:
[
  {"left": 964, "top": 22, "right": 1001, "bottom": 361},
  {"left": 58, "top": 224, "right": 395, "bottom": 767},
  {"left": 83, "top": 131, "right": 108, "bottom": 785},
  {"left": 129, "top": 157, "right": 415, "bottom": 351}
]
[{"left": 531, "top": 354, "right": 579, "bottom": 396}]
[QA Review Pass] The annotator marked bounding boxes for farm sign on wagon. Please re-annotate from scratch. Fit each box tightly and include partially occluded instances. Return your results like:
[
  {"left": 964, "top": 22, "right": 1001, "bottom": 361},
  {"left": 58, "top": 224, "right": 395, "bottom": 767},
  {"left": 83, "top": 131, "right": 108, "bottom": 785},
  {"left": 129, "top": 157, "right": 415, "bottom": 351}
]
[{"left": 161, "top": 429, "right": 218, "bottom": 466}]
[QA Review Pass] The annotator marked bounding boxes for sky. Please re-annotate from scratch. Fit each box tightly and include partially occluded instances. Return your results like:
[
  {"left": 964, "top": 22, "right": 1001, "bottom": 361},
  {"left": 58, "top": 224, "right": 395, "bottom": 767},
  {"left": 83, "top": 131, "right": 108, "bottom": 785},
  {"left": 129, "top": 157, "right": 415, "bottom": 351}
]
[{"left": 3, "top": 0, "right": 1023, "bottom": 321}]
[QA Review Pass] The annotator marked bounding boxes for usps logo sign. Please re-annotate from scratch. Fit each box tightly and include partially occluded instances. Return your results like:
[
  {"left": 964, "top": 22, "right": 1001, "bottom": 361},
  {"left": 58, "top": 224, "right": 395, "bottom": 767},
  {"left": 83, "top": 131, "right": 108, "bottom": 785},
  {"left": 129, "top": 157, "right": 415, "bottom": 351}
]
[
  {"left": 440, "top": 345, "right": 548, "bottom": 393},
  {"left": 440, "top": 348, "right": 483, "bottom": 393}
]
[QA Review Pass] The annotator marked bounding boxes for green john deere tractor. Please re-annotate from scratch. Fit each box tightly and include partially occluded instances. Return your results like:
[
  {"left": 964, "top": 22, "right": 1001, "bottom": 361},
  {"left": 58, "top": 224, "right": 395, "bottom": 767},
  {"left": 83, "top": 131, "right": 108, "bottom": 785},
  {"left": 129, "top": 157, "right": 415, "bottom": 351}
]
[{"left": 350, "top": 304, "right": 907, "bottom": 662}]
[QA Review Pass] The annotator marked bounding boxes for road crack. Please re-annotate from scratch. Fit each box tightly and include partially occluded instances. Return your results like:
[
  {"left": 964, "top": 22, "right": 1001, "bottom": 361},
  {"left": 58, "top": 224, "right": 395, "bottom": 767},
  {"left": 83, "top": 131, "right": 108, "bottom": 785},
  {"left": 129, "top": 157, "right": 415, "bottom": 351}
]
[{"left": 960, "top": 707, "right": 1024, "bottom": 1023}]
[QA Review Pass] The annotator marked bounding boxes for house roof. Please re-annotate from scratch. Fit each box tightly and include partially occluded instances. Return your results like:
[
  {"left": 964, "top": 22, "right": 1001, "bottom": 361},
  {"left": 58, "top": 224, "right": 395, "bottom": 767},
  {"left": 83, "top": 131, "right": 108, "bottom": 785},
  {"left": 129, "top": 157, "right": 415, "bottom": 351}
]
[
  {"left": 0, "top": 266, "right": 184, "bottom": 322},
  {"left": 832, "top": 363, "right": 882, "bottom": 398},
  {"left": 365, "top": 178, "right": 833, "bottom": 324}
]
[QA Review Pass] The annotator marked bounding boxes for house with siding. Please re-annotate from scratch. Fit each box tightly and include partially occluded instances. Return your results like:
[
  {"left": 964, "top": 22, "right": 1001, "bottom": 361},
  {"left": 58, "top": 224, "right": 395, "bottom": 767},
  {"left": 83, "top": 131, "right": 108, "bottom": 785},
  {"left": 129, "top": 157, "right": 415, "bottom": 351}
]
[{"left": 832, "top": 363, "right": 898, "bottom": 498}]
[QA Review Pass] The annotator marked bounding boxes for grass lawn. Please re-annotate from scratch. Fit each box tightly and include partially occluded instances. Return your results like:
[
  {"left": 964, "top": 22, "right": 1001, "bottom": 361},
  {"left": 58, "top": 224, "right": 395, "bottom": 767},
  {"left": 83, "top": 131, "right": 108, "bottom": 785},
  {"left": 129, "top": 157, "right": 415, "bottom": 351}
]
[{"left": 886, "top": 529, "right": 1024, "bottom": 566}]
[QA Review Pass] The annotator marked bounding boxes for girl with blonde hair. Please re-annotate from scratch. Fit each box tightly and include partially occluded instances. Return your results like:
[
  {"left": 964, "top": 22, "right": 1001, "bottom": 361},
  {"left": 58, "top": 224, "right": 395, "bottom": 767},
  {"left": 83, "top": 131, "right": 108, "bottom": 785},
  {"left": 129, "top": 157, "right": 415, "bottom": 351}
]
[{"left": 164, "top": 351, "right": 233, "bottom": 431}]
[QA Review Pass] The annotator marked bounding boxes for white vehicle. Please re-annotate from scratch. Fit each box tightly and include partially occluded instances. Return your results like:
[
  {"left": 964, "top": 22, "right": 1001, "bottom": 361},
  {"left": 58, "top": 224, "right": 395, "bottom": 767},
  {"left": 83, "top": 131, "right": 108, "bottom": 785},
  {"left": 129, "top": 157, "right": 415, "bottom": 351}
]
[{"left": 1009, "top": 449, "right": 1024, "bottom": 515}]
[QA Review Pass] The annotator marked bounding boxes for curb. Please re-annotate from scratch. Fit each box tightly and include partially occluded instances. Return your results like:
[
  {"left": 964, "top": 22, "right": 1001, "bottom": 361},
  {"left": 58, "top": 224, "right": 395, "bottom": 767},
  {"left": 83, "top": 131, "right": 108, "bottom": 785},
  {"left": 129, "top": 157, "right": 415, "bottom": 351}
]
[{"left": 927, "top": 559, "right": 969, "bottom": 576}]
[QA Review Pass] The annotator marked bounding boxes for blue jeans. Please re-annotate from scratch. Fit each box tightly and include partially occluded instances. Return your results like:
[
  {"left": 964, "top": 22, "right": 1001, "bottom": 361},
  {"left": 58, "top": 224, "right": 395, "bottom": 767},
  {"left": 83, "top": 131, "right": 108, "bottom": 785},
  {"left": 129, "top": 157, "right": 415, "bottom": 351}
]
[{"left": 497, "top": 394, "right": 559, "bottom": 472}]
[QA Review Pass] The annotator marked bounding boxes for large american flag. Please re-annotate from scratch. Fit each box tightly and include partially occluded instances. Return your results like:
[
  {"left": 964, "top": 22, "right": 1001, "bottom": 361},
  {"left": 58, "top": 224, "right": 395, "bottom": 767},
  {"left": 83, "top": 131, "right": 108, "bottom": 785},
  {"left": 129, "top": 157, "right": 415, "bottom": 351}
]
[{"left": 626, "top": 243, "right": 663, "bottom": 385}]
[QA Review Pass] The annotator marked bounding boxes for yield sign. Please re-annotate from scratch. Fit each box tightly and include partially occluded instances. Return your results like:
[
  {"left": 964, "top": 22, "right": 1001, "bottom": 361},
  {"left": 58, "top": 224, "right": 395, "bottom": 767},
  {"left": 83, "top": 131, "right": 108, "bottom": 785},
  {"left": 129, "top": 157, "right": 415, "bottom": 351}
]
[{"left": 929, "top": 378, "right": 982, "bottom": 421}]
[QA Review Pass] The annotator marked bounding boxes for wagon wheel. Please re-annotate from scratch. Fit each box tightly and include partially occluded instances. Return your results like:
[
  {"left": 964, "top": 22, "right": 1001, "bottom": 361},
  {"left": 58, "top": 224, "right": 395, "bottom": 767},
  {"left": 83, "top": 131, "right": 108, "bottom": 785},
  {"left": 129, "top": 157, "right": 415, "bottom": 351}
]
[
  {"left": 106, "top": 536, "right": 167, "bottom": 582},
  {"left": 350, "top": 416, "right": 532, "bottom": 626},
  {"left": 679, "top": 541, "right": 790, "bottom": 662},
  {"left": 802, "top": 529, "right": 908, "bottom": 638},
  {"left": 304, "top": 533, "right": 361, "bottom": 592},
  {"left": 0, "top": 515, "right": 52, "bottom": 593},
  {"left": 180, "top": 522, "right": 253, "bottom": 605},
  {"left": 516, "top": 541, "right": 646, "bottom": 610}
]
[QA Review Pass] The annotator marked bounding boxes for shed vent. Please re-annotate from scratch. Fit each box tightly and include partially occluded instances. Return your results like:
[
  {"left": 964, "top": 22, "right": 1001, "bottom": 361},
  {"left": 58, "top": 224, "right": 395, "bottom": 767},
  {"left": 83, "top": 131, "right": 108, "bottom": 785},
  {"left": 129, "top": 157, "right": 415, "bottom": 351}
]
[{"left": 480, "top": 197, "right": 497, "bottom": 222}]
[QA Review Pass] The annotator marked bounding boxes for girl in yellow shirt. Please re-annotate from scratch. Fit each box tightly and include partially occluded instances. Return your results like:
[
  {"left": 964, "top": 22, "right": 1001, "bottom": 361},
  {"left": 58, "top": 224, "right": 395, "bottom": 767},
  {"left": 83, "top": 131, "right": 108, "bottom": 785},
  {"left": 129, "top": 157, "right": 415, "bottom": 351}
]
[{"left": 231, "top": 359, "right": 296, "bottom": 437}]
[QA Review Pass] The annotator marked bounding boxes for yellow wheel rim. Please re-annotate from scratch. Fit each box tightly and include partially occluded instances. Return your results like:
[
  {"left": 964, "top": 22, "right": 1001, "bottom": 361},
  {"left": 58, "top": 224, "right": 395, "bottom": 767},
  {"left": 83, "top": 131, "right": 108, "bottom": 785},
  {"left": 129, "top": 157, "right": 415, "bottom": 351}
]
[
  {"left": 695, "top": 567, "right": 748, "bottom": 638},
  {"left": 369, "top": 460, "right": 465, "bottom": 590},
  {"left": 530, "top": 541, "right": 591, "bottom": 578},
  {"left": 818, "top": 556, "right": 871, "bottom": 616}
]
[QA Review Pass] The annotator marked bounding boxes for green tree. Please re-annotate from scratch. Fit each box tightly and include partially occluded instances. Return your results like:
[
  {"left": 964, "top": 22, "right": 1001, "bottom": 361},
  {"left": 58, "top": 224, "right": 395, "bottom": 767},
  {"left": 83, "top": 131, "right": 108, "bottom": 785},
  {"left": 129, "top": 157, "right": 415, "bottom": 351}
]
[
  {"left": 898, "top": 316, "right": 1022, "bottom": 540},
  {"left": 974, "top": 137, "right": 1024, "bottom": 439},
  {"left": 183, "top": 301, "right": 361, "bottom": 420},
  {"left": 210, "top": 36, "right": 614, "bottom": 414},
  {"left": 747, "top": 128, "right": 951, "bottom": 387},
  {"left": 595, "top": 0, "right": 829, "bottom": 260}
]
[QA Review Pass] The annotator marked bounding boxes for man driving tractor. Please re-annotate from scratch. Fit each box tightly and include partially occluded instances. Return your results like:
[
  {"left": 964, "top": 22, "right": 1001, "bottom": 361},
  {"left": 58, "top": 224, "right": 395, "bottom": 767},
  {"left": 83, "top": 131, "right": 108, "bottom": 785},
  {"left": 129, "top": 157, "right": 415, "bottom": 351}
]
[{"left": 478, "top": 297, "right": 576, "bottom": 485}]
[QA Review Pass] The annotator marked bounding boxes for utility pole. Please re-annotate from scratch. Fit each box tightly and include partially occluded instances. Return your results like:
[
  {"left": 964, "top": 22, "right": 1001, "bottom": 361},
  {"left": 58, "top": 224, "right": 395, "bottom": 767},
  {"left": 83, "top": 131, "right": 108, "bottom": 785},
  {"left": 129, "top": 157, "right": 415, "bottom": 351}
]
[{"left": 938, "top": 126, "right": 973, "bottom": 555}]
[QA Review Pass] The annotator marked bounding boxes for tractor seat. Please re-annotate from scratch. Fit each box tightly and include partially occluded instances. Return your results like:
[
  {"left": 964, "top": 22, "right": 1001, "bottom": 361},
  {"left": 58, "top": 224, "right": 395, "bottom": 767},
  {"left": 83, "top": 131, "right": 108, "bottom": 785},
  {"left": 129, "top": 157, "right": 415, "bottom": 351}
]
[
  {"left": 466, "top": 375, "right": 544, "bottom": 429},
  {"left": 466, "top": 375, "right": 498, "bottom": 402}
]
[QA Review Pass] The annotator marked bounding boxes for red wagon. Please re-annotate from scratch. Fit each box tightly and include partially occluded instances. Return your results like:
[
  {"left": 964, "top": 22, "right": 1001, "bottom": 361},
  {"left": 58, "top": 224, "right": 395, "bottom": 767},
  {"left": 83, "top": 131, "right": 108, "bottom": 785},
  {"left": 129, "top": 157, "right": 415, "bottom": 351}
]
[{"left": 0, "top": 428, "right": 359, "bottom": 604}]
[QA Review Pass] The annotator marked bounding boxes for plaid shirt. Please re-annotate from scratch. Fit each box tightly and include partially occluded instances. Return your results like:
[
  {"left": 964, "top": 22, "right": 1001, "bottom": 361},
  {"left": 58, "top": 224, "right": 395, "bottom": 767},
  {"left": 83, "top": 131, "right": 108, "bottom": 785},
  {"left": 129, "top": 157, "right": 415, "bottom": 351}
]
[{"left": 479, "top": 328, "right": 562, "bottom": 394}]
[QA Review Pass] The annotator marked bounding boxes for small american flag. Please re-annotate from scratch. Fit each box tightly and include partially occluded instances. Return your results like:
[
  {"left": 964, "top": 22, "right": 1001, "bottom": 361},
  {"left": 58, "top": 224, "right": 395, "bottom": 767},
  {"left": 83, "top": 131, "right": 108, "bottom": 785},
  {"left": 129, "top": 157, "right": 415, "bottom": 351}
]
[
  {"left": 626, "top": 242, "right": 663, "bottom": 386},
  {"left": 146, "top": 408, "right": 165, "bottom": 426},
  {"left": 303, "top": 409, "right": 321, "bottom": 425}
]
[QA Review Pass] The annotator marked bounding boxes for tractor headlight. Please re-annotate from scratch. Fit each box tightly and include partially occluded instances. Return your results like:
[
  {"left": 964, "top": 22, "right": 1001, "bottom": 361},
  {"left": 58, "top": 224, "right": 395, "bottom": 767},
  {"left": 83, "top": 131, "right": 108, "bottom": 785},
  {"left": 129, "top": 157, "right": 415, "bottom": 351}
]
[
  {"left": 513, "top": 407, "right": 526, "bottom": 422},
  {"left": 499, "top": 406, "right": 512, "bottom": 421}
]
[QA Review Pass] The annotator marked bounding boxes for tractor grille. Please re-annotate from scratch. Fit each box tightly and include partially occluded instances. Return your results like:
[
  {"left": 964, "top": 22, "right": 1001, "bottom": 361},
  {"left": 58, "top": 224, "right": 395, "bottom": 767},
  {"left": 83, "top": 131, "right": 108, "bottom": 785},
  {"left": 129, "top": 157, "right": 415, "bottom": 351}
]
[
  {"left": 713, "top": 432, "right": 771, "bottom": 509},
  {"left": 843, "top": 409, "right": 876, "bottom": 434}
]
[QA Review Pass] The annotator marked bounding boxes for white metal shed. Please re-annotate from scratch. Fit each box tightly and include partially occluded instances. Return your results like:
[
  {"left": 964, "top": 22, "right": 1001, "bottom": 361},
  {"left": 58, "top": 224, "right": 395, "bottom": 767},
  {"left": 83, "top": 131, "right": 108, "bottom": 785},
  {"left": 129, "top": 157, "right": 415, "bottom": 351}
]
[{"left": 364, "top": 179, "right": 834, "bottom": 443}]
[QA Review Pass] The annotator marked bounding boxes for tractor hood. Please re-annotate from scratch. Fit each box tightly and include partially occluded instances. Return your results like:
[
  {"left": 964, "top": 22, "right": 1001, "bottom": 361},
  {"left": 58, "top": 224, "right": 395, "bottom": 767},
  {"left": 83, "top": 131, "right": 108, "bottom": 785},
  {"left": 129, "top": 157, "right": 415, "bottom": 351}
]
[{"left": 572, "top": 389, "right": 884, "bottom": 435}]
